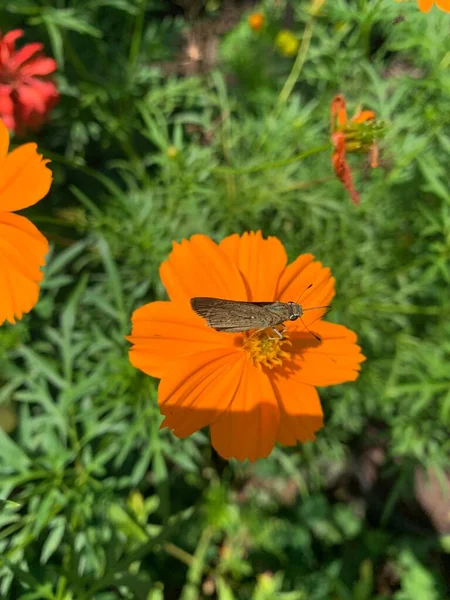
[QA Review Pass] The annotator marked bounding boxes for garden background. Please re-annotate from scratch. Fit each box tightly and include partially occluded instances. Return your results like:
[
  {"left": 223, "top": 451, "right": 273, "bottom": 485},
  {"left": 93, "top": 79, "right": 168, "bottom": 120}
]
[{"left": 1, "top": 0, "right": 450, "bottom": 598}]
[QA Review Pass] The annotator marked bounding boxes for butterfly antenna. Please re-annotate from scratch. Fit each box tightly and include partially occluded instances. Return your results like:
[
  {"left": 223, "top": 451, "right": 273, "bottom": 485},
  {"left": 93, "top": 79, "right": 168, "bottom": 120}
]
[
  {"left": 303, "top": 305, "right": 332, "bottom": 313},
  {"left": 294, "top": 283, "right": 313, "bottom": 304},
  {"left": 298, "top": 306, "right": 332, "bottom": 342},
  {"left": 298, "top": 316, "right": 321, "bottom": 342},
  {"left": 294, "top": 286, "right": 333, "bottom": 314}
]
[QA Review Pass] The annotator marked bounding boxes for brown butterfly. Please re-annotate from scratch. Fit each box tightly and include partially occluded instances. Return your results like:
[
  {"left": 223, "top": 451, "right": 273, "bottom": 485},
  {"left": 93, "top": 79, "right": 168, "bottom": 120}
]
[{"left": 191, "top": 290, "right": 330, "bottom": 340}]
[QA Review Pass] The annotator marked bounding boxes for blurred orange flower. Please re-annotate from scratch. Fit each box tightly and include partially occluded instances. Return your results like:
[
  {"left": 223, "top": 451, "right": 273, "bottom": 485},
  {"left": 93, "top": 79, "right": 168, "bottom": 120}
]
[
  {"left": 128, "top": 232, "right": 365, "bottom": 462},
  {"left": 330, "top": 94, "right": 379, "bottom": 206},
  {"left": 418, "top": 0, "right": 450, "bottom": 11},
  {"left": 0, "top": 29, "right": 59, "bottom": 135},
  {"left": 248, "top": 12, "right": 265, "bottom": 31},
  {"left": 0, "top": 119, "right": 52, "bottom": 325}
]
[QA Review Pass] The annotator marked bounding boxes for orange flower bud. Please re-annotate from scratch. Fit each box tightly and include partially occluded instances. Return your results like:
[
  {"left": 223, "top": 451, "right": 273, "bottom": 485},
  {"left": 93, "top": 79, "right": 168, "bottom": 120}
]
[{"left": 248, "top": 12, "right": 265, "bottom": 32}]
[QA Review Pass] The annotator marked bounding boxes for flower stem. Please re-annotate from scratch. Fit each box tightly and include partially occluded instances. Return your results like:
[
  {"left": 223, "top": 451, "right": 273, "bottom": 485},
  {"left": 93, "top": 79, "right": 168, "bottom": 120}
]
[
  {"left": 275, "top": 0, "right": 327, "bottom": 112},
  {"left": 128, "top": 0, "right": 147, "bottom": 76},
  {"left": 180, "top": 527, "right": 214, "bottom": 600},
  {"left": 214, "top": 143, "right": 331, "bottom": 176}
]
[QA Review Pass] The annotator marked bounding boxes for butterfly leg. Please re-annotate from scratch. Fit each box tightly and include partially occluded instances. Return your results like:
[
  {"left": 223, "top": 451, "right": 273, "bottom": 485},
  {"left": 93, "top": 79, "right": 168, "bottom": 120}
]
[
  {"left": 270, "top": 327, "right": 283, "bottom": 339},
  {"left": 265, "top": 325, "right": 286, "bottom": 340}
]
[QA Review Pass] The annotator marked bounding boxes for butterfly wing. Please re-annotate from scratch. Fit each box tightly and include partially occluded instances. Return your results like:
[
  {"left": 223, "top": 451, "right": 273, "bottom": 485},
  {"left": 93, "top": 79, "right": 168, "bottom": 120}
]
[{"left": 190, "top": 297, "right": 272, "bottom": 332}]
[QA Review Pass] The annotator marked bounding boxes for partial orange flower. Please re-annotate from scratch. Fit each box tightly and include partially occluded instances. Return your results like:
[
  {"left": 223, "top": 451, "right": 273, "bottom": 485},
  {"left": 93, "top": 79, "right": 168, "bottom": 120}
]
[
  {"left": 248, "top": 12, "right": 265, "bottom": 32},
  {"left": 418, "top": 0, "right": 450, "bottom": 12},
  {"left": 128, "top": 232, "right": 365, "bottom": 462},
  {"left": 0, "top": 119, "right": 52, "bottom": 325},
  {"left": 330, "top": 94, "right": 381, "bottom": 206}
]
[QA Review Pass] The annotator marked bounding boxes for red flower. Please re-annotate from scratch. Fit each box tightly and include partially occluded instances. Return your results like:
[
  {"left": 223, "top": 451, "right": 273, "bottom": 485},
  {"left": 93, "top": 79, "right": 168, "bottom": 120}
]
[
  {"left": 0, "top": 29, "right": 59, "bottom": 135},
  {"left": 330, "top": 94, "right": 381, "bottom": 206}
]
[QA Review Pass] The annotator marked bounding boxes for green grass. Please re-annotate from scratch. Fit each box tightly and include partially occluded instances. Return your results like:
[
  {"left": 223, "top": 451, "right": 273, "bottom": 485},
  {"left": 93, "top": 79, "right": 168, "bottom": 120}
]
[{"left": 1, "top": 0, "right": 450, "bottom": 598}]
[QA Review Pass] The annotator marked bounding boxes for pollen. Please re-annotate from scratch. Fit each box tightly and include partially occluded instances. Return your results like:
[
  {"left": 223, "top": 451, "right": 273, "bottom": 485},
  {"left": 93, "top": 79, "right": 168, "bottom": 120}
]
[{"left": 241, "top": 329, "right": 292, "bottom": 369}]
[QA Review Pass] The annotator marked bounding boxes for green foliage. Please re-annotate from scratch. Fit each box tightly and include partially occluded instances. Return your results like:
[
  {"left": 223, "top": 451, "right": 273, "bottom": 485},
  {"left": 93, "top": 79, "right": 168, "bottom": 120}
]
[{"left": 1, "top": 0, "right": 450, "bottom": 598}]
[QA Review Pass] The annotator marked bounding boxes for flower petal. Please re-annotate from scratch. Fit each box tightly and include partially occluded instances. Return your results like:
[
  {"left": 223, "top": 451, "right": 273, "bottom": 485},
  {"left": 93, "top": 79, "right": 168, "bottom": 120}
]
[
  {"left": 418, "top": 0, "right": 434, "bottom": 10},
  {"left": 21, "top": 57, "right": 57, "bottom": 76},
  {"left": 1, "top": 30, "right": 23, "bottom": 53},
  {"left": 0, "top": 142, "right": 52, "bottom": 212},
  {"left": 219, "top": 231, "right": 287, "bottom": 300},
  {"left": 276, "top": 254, "right": 335, "bottom": 326},
  {"left": 10, "top": 42, "right": 43, "bottom": 69},
  {"left": 352, "top": 110, "right": 375, "bottom": 124},
  {"left": 0, "top": 118, "right": 10, "bottom": 160},
  {"left": 160, "top": 234, "right": 247, "bottom": 304},
  {"left": 0, "top": 29, "right": 23, "bottom": 47},
  {"left": 436, "top": 0, "right": 450, "bottom": 11},
  {"left": 16, "top": 83, "right": 47, "bottom": 114},
  {"left": 158, "top": 348, "right": 245, "bottom": 438},
  {"left": 128, "top": 301, "right": 236, "bottom": 379},
  {"left": 0, "top": 212, "right": 48, "bottom": 325},
  {"left": 331, "top": 132, "right": 360, "bottom": 205},
  {"left": 0, "top": 88, "right": 15, "bottom": 133},
  {"left": 210, "top": 363, "right": 279, "bottom": 461},
  {"left": 15, "top": 80, "right": 59, "bottom": 132},
  {"left": 270, "top": 374, "right": 323, "bottom": 446},
  {"left": 289, "top": 321, "right": 366, "bottom": 386},
  {"left": 330, "top": 94, "right": 347, "bottom": 130}
]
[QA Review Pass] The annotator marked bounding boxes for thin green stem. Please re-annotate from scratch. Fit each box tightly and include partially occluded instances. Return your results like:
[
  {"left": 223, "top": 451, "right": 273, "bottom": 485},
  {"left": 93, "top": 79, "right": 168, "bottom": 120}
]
[
  {"left": 275, "top": 0, "right": 326, "bottom": 112},
  {"left": 214, "top": 143, "right": 331, "bottom": 176},
  {"left": 277, "top": 176, "right": 332, "bottom": 194},
  {"left": 180, "top": 527, "right": 214, "bottom": 600},
  {"left": 128, "top": 0, "right": 147, "bottom": 76},
  {"left": 163, "top": 542, "right": 195, "bottom": 566},
  {"left": 276, "top": 25, "right": 312, "bottom": 111}
]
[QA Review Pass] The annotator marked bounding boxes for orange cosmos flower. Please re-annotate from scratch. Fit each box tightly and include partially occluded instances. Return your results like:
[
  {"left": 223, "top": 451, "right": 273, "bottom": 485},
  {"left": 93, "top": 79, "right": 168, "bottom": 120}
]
[
  {"left": 248, "top": 12, "right": 265, "bottom": 31},
  {"left": 418, "top": 0, "right": 450, "bottom": 11},
  {"left": 128, "top": 232, "right": 365, "bottom": 462},
  {"left": 0, "top": 118, "right": 52, "bottom": 325},
  {"left": 330, "top": 94, "right": 381, "bottom": 206}
]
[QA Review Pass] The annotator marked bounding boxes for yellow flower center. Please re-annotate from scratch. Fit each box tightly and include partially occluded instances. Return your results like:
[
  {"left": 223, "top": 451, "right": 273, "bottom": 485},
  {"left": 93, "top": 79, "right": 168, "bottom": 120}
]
[{"left": 241, "top": 328, "right": 292, "bottom": 369}]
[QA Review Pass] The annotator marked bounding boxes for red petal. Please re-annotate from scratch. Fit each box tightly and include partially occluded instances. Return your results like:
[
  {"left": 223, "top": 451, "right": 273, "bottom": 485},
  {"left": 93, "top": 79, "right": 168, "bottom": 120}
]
[
  {"left": 20, "top": 56, "right": 57, "bottom": 76},
  {"left": 0, "top": 87, "right": 15, "bottom": 133},
  {"left": 16, "top": 83, "right": 46, "bottom": 113},
  {"left": 331, "top": 133, "right": 360, "bottom": 205},
  {"left": 330, "top": 94, "right": 347, "bottom": 131},
  {"left": 1, "top": 29, "right": 23, "bottom": 49},
  {"left": 10, "top": 43, "right": 43, "bottom": 69}
]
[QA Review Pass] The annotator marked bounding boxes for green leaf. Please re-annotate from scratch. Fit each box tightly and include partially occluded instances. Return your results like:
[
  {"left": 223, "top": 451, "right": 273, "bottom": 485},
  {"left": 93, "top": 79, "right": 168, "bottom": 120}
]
[{"left": 40, "top": 518, "right": 65, "bottom": 564}]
